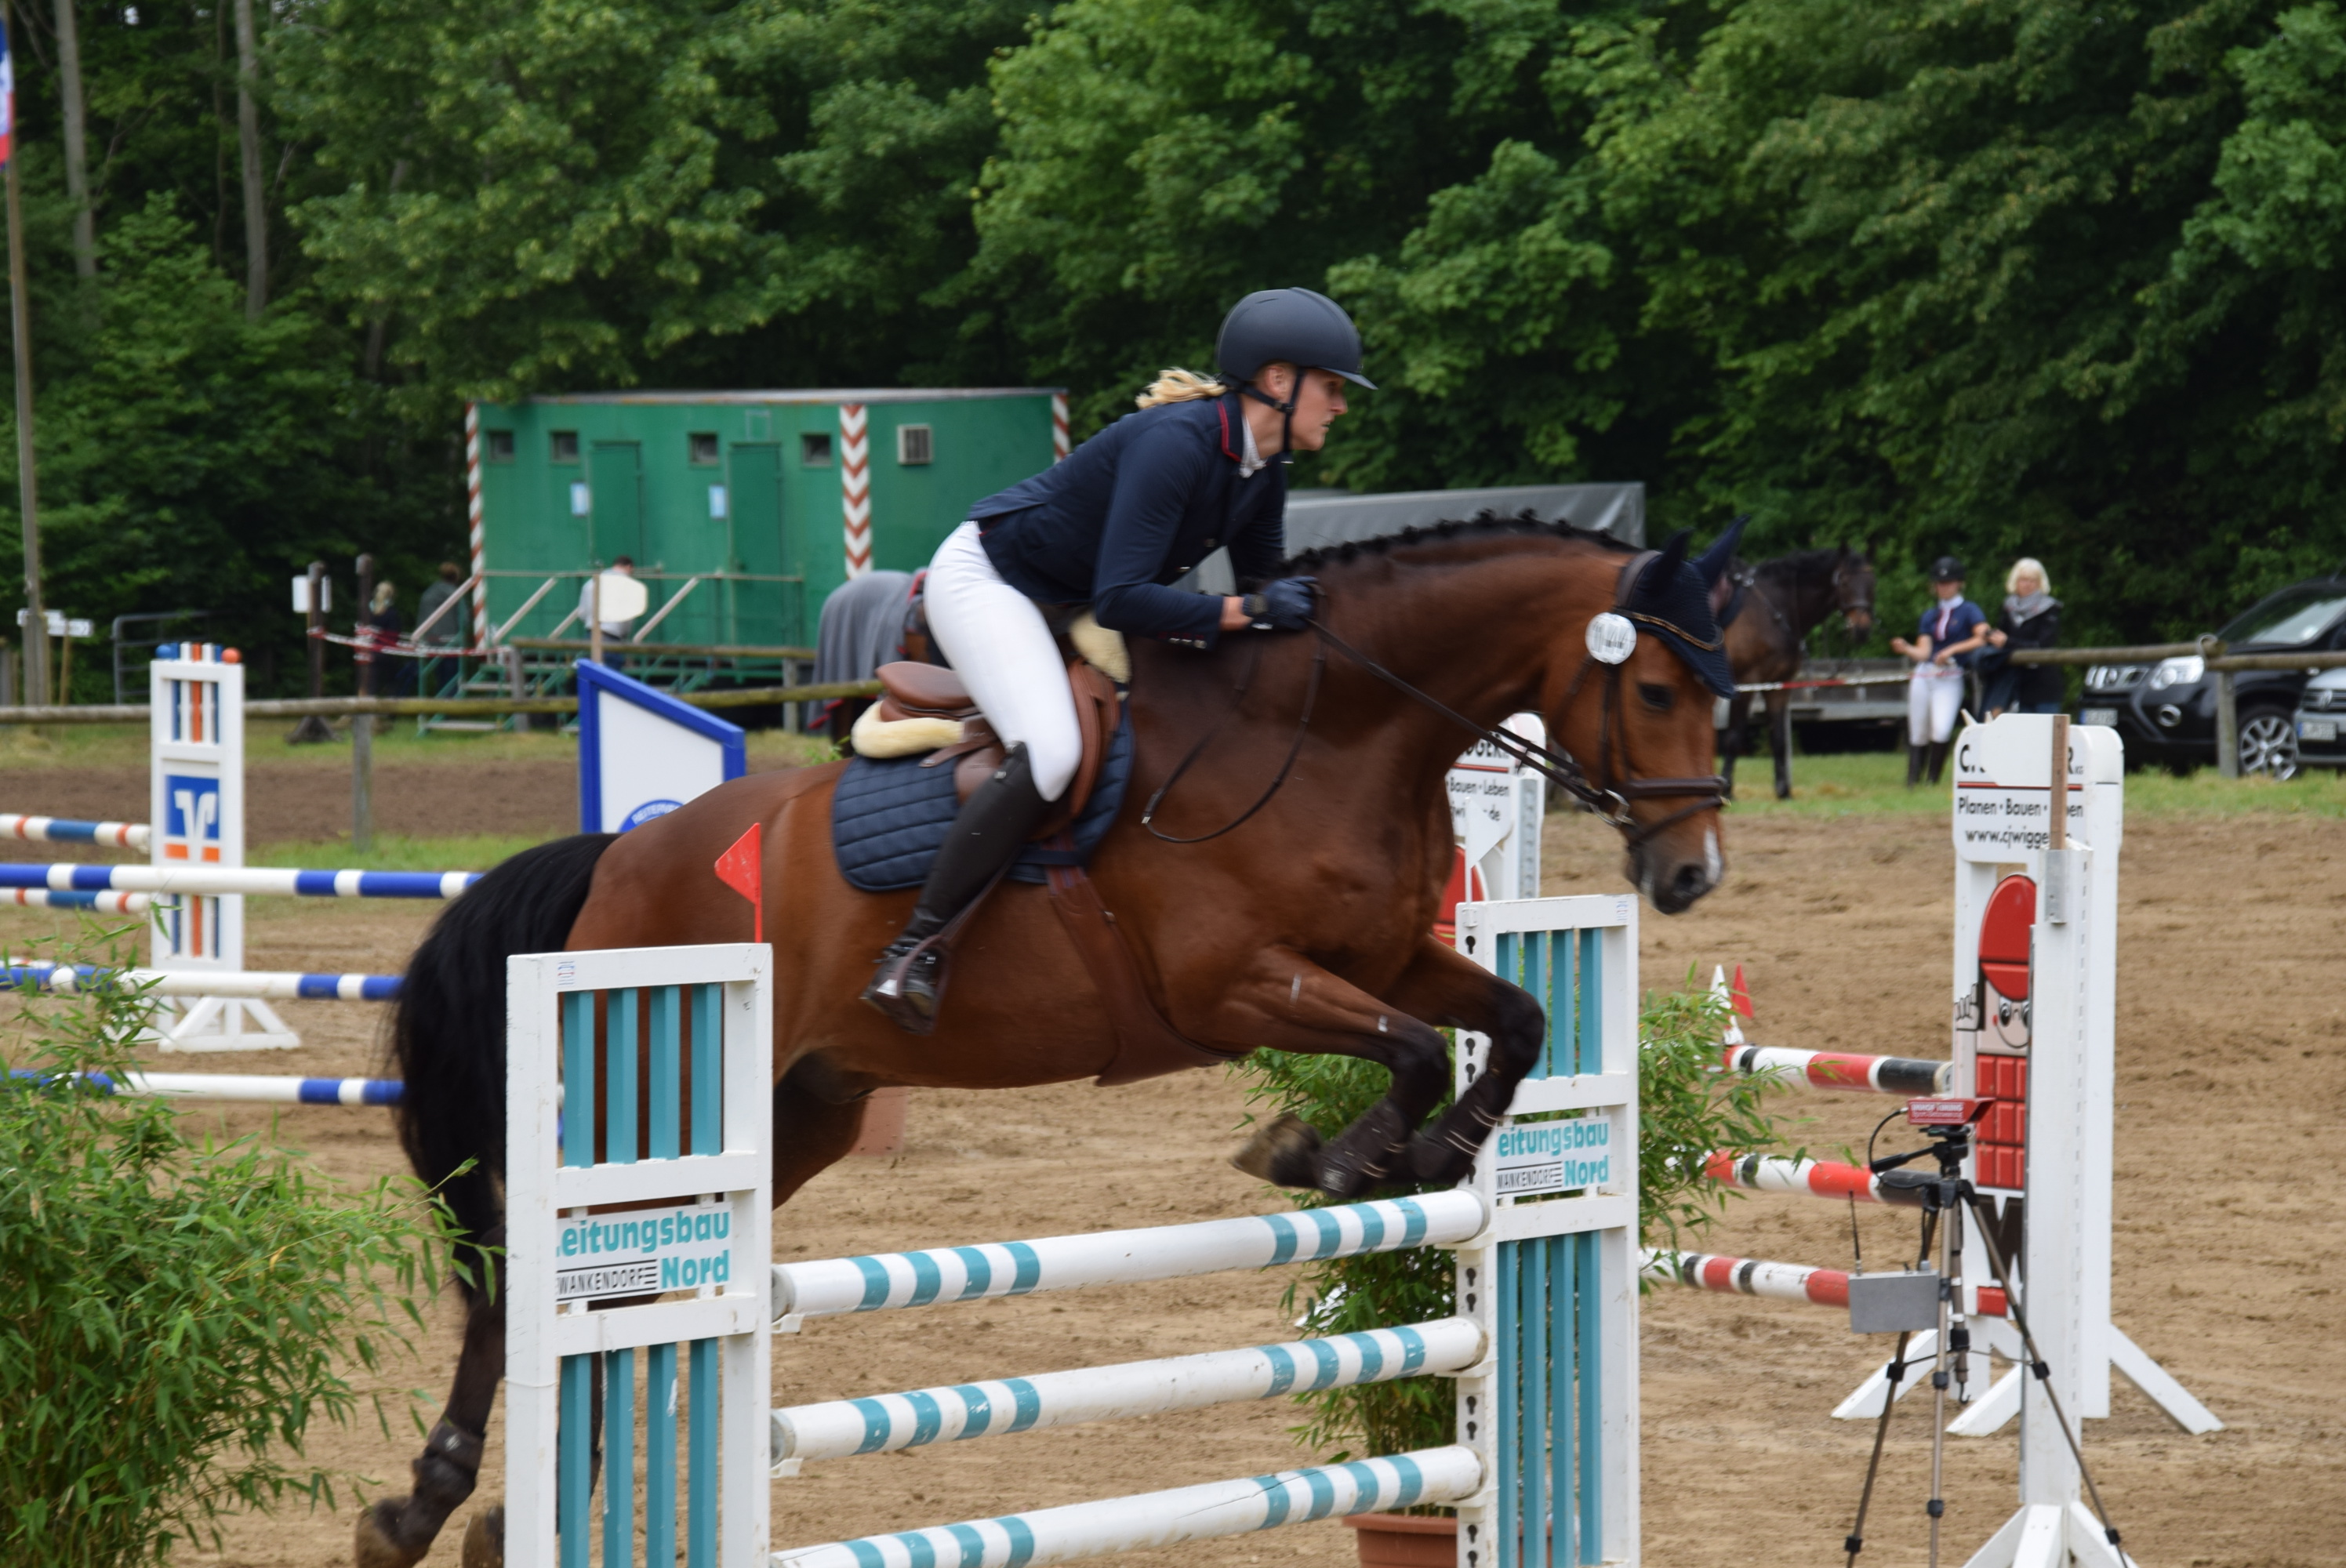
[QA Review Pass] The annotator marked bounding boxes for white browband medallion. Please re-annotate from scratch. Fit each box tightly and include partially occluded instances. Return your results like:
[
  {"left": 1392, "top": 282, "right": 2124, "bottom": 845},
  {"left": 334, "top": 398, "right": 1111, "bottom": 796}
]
[{"left": 1585, "top": 612, "right": 1637, "bottom": 666}]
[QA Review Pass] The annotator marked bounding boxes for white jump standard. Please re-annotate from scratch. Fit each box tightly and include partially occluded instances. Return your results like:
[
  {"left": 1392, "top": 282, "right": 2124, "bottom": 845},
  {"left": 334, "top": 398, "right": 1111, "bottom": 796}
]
[{"left": 767, "top": 892, "right": 1641, "bottom": 1568}]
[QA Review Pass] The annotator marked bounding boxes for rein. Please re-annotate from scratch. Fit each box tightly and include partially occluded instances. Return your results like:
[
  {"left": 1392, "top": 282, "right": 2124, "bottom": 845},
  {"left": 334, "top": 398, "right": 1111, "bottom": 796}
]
[{"left": 1142, "top": 580, "right": 1727, "bottom": 848}]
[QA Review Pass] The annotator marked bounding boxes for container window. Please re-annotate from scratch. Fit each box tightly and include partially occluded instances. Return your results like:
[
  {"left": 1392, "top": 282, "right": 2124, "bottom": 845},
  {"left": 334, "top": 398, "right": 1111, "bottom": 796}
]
[
  {"left": 485, "top": 430, "right": 515, "bottom": 463},
  {"left": 897, "top": 424, "right": 934, "bottom": 466},
  {"left": 801, "top": 432, "right": 833, "bottom": 466},
  {"left": 550, "top": 430, "right": 580, "bottom": 463},
  {"left": 688, "top": 432, "right": 720, "bottom": 465}
]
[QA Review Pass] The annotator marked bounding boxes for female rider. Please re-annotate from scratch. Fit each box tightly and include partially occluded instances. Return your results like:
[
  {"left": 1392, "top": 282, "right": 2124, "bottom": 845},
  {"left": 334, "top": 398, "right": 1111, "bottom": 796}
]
[
  {"left": 1890, "top": 556, "right": 1990, "bottom": 787},
  {"left": 863, "top": 288, "right": 1373, "bottom": 1030}
]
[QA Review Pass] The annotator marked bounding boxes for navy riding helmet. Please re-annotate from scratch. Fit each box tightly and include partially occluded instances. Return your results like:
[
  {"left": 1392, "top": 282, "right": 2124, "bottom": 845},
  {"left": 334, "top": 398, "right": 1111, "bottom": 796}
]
[{"left": 1215, "top": 289, "right": 1375, "bottom": 456}]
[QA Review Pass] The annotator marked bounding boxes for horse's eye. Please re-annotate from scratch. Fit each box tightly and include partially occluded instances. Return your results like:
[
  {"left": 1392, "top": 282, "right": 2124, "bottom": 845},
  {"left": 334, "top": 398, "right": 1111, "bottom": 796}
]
[{"left": 1638, "top": 683, "right": 1675, "bottom": 712}]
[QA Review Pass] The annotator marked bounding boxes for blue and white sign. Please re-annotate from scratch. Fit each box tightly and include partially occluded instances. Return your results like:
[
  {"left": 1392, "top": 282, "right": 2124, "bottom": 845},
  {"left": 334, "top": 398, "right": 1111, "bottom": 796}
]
[
  {"left": 576, "top": 662, "right": 747, "bottom": 834},
  {"left": 1491, "top": 1115, "right": 1613, "bottom": 1196}
]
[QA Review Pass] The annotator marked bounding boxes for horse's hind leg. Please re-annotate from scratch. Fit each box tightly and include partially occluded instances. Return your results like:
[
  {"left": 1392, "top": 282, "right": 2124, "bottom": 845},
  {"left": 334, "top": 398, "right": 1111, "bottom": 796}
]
[
  {"left": 354, "top": 1232, "right": 507, "bottom": 1568},
  {"left": 1218, "top": 948, "right": 1452, "bottom": 1200}
]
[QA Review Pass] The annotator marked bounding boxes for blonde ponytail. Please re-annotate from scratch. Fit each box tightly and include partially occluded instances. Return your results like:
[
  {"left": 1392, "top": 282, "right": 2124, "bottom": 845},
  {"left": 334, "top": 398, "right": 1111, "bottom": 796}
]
[{"left": 1135, "top": 368, "right": 1227, "bottom": 408}]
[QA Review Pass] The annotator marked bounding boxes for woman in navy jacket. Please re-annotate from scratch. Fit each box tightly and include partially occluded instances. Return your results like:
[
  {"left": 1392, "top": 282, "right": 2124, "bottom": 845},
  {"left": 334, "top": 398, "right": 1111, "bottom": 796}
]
[{"left": 865, "top": 289, "right": 1371, "bottom": 1030}]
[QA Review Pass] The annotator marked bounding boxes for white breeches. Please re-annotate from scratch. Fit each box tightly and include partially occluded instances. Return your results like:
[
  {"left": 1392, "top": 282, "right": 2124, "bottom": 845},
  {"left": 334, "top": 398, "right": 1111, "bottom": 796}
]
[
  {"left": 923, "top": 522, "right": 1083, "bottom": 802},
  {"left": 1907, "top": 667, "right": 1965, "bottom": 746}
]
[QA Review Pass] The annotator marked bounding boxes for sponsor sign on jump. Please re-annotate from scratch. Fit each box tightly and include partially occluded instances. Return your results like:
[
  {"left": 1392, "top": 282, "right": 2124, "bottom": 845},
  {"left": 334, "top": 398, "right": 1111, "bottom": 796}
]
[
  {"left": 1492, "top": 1116, "right": 1613, "bottom": 1197},
  {"left": 554, "top": 1200, "right": 735, "bottom": 1303}
]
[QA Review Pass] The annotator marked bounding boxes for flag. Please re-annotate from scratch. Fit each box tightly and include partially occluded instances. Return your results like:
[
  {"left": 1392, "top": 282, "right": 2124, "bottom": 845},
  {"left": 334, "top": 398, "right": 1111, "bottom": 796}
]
[
  {"left": 1, "top": 18, "right": 15, "bottom": 165},
  {"left": 1730, "top": 964, "right": 1754, "bottom": 1020},
  {"left": 714, "top": 822, "right": 764, "bottom": 945}
]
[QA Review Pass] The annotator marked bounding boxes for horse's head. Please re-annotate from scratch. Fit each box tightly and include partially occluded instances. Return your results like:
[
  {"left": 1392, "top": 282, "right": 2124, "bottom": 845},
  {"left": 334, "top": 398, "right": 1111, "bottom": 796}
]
[
  {"left": 1542, "top": 524, "right": 1741, "bottom": 914},
  {"left": 1834, "top": 547, "right": 1877, "bottom": 637}
]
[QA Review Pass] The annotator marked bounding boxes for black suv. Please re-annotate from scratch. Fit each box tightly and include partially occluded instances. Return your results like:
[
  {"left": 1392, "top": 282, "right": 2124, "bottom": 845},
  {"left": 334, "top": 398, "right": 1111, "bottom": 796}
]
[{"left": 2077, "top": 575, "right": 2346, "bottom": 778}]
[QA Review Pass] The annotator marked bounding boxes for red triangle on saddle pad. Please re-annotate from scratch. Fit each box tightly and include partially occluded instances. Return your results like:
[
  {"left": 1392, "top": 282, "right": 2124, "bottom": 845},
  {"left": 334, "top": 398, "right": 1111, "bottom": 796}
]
[{"left": 714, "top": 822, "right": 764, "bottom": 945}]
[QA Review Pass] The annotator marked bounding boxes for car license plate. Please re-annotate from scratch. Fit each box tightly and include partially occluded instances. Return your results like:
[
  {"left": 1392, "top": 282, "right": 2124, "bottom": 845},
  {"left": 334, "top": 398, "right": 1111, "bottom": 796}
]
[
  {"left": 2302, "top": 718, "right": 2339, "bottom": 743},
  {"left": 2080, "top": 707, "right": 2119, "bottom": 728}
]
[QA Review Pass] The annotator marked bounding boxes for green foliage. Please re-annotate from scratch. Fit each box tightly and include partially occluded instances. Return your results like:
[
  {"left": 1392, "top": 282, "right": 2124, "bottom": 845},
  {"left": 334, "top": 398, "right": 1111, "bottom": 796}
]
[
  {"left": 8, "top": 0, "right": 2346, "bottom": 682},
  {"left": 280, "top": 0, "right": 1033, "bottom": 415},
  {"left": 0, "top": 935, "right": 456, "bottom": 1567},
  {"left": 1229, "top": 976, "right": 1785, "bottom": 1465}
]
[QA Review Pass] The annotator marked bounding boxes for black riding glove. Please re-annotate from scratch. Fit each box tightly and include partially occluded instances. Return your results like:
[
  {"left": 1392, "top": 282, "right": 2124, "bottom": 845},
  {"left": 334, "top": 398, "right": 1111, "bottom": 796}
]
[{"left": 1242, "top": 576, "right": 1317, "bottom": 632}]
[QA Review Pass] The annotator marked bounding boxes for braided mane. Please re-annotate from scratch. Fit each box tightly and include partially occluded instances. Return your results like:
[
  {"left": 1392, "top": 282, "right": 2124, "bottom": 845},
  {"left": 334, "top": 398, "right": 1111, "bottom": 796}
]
[{"left": 1274, "top": 510, "right": 1638, "bottom": 579}]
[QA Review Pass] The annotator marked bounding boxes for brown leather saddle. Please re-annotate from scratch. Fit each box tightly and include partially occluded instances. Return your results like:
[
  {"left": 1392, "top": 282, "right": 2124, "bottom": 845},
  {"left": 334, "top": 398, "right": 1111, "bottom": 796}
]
[{"left": 865, "top": 657, "right": 1240, "bottom": 1085}]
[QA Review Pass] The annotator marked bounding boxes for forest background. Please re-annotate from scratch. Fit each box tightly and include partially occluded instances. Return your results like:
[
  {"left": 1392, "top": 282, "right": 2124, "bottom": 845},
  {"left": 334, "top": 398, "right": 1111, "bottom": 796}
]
[{"left": 4, "top": 0, "right": 2344, "bottom": 693}]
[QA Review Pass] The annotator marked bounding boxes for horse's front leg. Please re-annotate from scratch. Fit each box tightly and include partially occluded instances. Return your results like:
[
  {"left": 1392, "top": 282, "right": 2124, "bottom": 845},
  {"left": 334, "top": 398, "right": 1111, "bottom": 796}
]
[
  {"left": 354, "top": 1232, "right": 506, "bottom": 1568},
  {"left": 1209, "top": 946, "right": 1453, "bottom": 1201},
  {"left": 1719, "top": 693, "right": 1752, "bottom": 797},
  {"left": 1381, "top": 935, "right": 1549, "bottom": 1186},
  {"left": 1769, "top": 691, "right": 1794, "bottom": 799}
]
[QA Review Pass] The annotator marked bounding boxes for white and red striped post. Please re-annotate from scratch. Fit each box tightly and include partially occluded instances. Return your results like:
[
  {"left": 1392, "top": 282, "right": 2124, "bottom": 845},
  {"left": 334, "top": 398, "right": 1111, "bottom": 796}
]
[
  {"left": 464, "top": 401, "right": 488, "bottom": 652},
  {"left": 838, "top": 402, "right": 871, "bottom": 578},
  {"left": 1050, "top": 391, "right": 1070, "bottom": 463}
]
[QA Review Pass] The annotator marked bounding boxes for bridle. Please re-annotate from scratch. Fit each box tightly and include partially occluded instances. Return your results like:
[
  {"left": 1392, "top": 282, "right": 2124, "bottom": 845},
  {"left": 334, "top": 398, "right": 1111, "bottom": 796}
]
[
  {"left": 1142, "top": 551, "right": 1729, "bottom": 848},
  {"left": 1833, "top": 554, "right": 1876, "bottom": 632}
]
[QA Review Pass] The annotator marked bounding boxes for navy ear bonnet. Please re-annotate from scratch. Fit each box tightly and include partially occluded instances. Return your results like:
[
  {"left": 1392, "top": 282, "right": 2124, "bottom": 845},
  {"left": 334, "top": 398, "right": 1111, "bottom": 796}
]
[{"left": 1618, "top": 520, "right": 1745, "bottom": 699}]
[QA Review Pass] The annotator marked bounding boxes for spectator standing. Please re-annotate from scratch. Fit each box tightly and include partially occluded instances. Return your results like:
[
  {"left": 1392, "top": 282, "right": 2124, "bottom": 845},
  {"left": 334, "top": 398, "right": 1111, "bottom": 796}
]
[
  {"left": 416, "top": 561, "right": 465, "bottom": 645},
  {"left": 1889, "top": 555, "right": 1988, "bottom": 787},
  {"left": 1981, "top": 558, "right": 2063, "bottom": 715},
  {"left": 361, "top": 581, "right": 416, "bottom": 697},
  {"left": 579, "top": 556, "right": 642, "bottom": 666}
]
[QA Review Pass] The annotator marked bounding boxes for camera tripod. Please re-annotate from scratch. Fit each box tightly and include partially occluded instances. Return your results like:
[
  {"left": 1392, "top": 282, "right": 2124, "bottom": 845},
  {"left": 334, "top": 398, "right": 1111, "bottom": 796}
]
[{"left": 1841, "top": 1121, "right": 2130, "bottom": 1568}]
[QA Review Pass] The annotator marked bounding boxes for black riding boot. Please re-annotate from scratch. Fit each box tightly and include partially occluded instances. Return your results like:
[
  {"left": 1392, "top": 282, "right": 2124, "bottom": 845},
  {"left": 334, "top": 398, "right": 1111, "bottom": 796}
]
[
  {"left": 1926, "top": 739, "right": 1952, "bottom": 786},
  {"left": 862, "top": 742, "right": 1053, "bottom": 1033},
  {"left": 1905, "top": 743, "right": 1927, "bottom": 788}
]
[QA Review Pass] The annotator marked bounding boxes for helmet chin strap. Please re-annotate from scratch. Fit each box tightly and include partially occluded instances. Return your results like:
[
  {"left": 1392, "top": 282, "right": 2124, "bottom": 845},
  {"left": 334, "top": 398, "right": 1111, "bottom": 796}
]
[{"left": 1240, "top": 374, "right": 1299, "bottom": 463}]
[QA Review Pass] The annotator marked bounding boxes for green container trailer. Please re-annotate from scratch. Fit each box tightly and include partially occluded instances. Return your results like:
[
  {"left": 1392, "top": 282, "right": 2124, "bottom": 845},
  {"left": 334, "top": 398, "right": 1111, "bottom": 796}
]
[{"left": 469, "top": 389, "right": 1065, "bottom": 658}]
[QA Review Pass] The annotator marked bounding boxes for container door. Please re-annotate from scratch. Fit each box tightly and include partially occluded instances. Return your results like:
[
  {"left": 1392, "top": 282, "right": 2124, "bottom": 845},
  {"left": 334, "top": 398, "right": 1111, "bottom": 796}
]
[
  {"left": 588, "top": 441, "right": 643, "bottom": 565},
  {"left": 724, "top": 444, "right": 794, "bottom": 646}
]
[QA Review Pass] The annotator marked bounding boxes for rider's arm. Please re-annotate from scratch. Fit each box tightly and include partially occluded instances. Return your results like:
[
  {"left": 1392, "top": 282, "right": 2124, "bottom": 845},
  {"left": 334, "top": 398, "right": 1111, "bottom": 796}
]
[{"left": 1091, "top": 419, "right": 1233, "bottom": 645}]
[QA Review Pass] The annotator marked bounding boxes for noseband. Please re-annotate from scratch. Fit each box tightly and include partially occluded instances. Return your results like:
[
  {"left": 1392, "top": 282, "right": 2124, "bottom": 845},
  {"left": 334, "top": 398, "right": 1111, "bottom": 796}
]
[{"left": 1143, "top": 557, "right": 1727, "bottom": 849}]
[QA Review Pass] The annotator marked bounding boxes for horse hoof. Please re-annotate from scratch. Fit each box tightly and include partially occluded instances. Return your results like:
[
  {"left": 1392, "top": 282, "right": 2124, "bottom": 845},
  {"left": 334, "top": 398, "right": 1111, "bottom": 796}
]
[
  {"left": 1230, "top": 1114, "right": 1324, "bottom": 1188},
  {"left": 461, "top": 1504, "right": 505, "bottom": 1568},
  {"left": 354, "top": 1499, "right": 430, "bottom": 1568}
]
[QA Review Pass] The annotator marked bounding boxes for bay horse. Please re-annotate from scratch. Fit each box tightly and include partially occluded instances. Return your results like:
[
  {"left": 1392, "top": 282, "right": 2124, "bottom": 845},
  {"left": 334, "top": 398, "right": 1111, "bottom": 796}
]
[
  {"left": 355, "top": 518, "right": 1739, "bottom": 1568},
  {"left": 1716, "top": 546, "right": 1876, "bottom": 799}
]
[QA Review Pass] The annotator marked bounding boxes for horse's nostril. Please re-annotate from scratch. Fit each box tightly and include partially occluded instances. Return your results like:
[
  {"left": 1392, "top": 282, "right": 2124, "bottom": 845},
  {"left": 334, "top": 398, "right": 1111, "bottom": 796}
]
[{"left": 1671, "top": 863, "right": 1710, "bottom": 901}]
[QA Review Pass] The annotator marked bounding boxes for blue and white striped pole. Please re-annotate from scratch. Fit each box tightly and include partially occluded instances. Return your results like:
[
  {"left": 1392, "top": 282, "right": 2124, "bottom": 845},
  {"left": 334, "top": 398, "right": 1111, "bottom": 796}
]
[
  {"left": 772, "top": 1191, "right": 1487, "bottom": 1323},
  {"left": 0, "top": 960, "right": 401, "bottom": 1000},
  {"left": 0, "top": 864, "right": 478, "bottom": 898},
  {"left": 774, "top": 1448, "right": 1482, "bottom": 1568},
  {"left": 10, "top": 1070, "right": 403, "bottom": 1105},
  {"left": 770, "top": 1318, "right": 1480, "bottom": 1468}
]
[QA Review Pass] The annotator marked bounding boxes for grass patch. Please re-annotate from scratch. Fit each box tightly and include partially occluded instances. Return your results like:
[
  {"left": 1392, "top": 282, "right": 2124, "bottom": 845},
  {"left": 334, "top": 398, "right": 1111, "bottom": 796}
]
[
  {"left": 247, "top": 833, "right": 548, "bottom": 873},
  {"left": 1720, "top": 746, "right": 2346, "bottom": 819}
]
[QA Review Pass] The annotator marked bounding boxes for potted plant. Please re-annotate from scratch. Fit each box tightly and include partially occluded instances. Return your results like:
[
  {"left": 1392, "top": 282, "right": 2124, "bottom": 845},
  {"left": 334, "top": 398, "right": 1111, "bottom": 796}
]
[{"left": 1231, "top": 973, "right": 1785, "bottom": 1565}]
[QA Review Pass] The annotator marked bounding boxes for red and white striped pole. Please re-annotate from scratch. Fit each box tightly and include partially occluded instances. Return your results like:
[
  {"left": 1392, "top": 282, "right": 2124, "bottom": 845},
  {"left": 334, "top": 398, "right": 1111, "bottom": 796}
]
[
  {"left": 839, "top": 402, "right": 871, "bottom": 578},
  {"left": 1702, "top": 1150, "right": 1925, "bottom": 1208},
  {"left": 1051, "top": 392, "right": 1070, "bottom": 463},
  {"left": 1644, "top": 1248, "right": 2007, "bottom": 1318},
  {"left": 1722, "top": 1043, "right": 1952, "bottom": 1096},
  {"left": 464, "top": 401, "right": 488, "bottom": 652}
]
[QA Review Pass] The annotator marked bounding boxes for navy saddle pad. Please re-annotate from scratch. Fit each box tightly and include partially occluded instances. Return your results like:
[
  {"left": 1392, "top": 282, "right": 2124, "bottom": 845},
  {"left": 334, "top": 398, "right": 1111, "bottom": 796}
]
[{"left": 831, "top": 709, "right": 1134, "bottom": 892}]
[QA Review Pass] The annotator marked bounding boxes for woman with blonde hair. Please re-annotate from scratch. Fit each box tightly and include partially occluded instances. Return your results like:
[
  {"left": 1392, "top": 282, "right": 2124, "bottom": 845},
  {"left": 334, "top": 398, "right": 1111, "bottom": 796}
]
[
  {"left": 862, "top": 288, "right": 1371, "bottom": 1031},
  {"left": 1982, "top": 557, "right": 2063, "bottom": 716}
]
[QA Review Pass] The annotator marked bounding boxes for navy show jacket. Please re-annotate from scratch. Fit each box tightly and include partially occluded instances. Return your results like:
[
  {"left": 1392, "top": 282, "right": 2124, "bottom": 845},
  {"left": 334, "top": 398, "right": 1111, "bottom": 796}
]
[{"left": 968, "top": 394, "right": 1286, "bottom": 645}]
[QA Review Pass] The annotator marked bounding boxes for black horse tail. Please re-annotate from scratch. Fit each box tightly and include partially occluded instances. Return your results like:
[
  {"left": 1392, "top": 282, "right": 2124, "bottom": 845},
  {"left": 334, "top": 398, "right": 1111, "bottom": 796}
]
[{"left": 390, "top": 832, "right": 616, "bottom": 1301}]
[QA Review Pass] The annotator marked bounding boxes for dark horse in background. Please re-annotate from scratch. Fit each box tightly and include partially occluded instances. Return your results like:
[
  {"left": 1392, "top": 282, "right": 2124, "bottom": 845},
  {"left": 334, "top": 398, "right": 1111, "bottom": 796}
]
[
  {"left": 354, "top": 518, "right": 1744, "bottom": 1568},
  {"left": 1715, "top": 546, "right": 1876, "bottom": 799}
]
